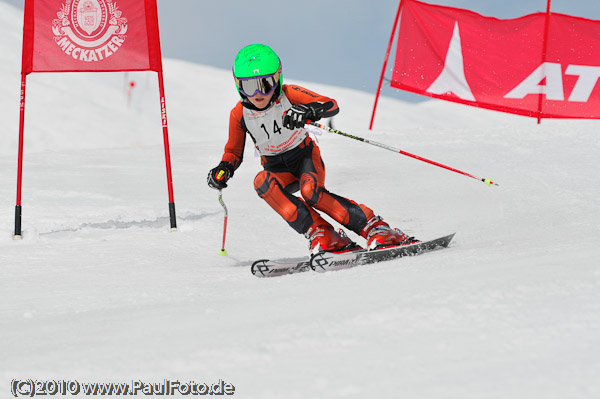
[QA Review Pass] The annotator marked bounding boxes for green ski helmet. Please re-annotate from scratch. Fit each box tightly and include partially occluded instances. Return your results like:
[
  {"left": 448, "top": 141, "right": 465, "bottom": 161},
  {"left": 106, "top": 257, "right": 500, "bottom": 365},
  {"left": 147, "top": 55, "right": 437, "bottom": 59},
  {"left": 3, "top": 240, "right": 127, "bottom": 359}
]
[{"left": 233, "top": 44, "right": 282, "bottom": 99}]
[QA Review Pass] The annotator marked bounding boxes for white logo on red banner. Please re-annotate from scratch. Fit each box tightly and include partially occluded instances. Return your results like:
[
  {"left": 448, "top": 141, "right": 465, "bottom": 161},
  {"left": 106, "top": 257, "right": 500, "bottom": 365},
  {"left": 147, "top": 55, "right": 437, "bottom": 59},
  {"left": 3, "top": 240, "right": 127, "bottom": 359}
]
[
  {"left": 391, "top": 0, "right": 600, "bottom": 119},
  {"left": 426, "top": 22, "right": 475, "bottom": 102},
  {"left": 426, "top": 23, "right": 600, "bottom": 104},
  {"left": 52, "top": 0, "right": 128, "bottom": 62},
  {"left": 505, "top": 62, "right": 600, "bottom": 102}
]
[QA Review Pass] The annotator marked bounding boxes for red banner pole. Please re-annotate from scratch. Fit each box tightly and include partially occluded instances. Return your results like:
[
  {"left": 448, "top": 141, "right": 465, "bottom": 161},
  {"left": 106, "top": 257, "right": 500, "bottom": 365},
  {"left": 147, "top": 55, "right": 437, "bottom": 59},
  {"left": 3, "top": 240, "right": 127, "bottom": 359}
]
[
  {"left": 369, "top": 0, "right": 405, "bottom": 130},
  {"left": 14, "top": 74, "right": 27, "bottom": 239},
  {"left": 538, "top": 0, "right": 552, "bottom": 124},
  {"left": 157, "top": 70, "right": 177, "bottom": 231}
]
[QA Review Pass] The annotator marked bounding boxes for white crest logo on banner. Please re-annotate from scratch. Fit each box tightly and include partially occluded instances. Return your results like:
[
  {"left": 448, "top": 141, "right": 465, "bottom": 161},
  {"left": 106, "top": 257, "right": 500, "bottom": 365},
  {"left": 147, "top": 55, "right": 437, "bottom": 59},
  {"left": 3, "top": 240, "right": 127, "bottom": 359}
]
[{"left": 52, "top": 0, "right": 128, "bottom": 62}]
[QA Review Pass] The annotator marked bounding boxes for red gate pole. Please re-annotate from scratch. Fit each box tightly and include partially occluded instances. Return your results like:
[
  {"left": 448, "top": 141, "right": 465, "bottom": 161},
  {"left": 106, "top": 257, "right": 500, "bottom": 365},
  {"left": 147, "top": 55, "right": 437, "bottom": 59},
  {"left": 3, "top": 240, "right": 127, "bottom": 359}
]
[
  {"left": 537, "top": 0, "right": 552, "bottom": 124},
  {"left": 157, "top": 70, "right": 177, "bottom": 231},
  {"left": 369, "top": 0, "right": 405, "bottom": 130},
  {"left": 14, "top": 74, "right": 27, "bottom": 239}
]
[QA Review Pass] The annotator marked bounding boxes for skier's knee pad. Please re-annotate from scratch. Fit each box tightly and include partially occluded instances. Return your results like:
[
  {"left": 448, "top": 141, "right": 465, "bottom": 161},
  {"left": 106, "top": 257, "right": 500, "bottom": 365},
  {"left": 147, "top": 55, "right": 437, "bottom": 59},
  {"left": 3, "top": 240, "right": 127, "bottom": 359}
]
[
  {"left": 254, "top": 171, "right": 312, "bottom": 233},
  {"left": 300, "top": 173, "right": 322, "bottom": 206},
  {"left": 254, "top": 171, "right": 275, "bottom": 197}
]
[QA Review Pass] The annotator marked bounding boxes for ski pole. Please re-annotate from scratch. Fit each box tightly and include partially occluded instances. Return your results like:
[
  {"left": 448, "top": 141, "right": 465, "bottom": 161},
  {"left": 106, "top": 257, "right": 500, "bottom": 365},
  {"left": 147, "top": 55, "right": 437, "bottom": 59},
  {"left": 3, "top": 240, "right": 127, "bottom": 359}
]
[
  {"left": 308, "top": 122, "right": 498, "bottom": 186},
  {"left": 218, "top": 190, "right": 228, "bottom": 256}
]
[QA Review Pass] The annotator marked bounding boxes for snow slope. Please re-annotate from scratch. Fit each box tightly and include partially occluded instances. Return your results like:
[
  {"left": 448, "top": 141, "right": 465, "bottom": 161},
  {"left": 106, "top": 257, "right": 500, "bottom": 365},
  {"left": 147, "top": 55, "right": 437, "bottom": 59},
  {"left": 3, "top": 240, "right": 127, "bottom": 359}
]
[{"left": 1, "top": 2, "right": 600, "bottom": 398}]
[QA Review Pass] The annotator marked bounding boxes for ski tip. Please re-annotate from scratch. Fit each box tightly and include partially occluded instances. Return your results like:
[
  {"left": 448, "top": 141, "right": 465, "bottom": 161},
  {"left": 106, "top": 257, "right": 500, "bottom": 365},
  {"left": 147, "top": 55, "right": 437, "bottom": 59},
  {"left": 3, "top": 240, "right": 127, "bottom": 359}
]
[
  {"left": 250, "top": 259, "right": 267, "bottom": 276},
  {"left": 439, "top": 232, "right": 457, "bottom": 247}
]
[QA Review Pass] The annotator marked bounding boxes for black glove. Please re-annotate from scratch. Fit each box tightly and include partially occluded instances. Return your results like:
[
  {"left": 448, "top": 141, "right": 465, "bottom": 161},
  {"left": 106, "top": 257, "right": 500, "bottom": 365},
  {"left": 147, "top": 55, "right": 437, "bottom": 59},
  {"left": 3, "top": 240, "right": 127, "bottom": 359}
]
[
  {"left": 282, "top": 102, "right": 327, "bottom": 130},
  {"left": 207, "top": 161, "right": 234, "bottom": 190}
]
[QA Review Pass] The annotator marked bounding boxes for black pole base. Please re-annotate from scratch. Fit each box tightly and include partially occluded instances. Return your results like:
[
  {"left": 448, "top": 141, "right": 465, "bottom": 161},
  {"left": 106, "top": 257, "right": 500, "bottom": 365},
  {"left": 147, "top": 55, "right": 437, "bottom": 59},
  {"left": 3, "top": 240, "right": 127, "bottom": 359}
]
[
  {"left": 169, "top": 202, "right": 177, "bottom": 231},
  {"left": 14, "top": 205, "right": 22, "bottom": 239}
]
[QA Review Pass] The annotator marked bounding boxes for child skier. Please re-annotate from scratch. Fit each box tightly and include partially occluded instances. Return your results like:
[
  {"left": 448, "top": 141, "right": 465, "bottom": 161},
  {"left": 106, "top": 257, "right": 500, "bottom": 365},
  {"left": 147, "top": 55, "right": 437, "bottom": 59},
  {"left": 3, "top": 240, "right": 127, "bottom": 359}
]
[{"left": 207, "top": 44, "right": 419, "bottom": 255}]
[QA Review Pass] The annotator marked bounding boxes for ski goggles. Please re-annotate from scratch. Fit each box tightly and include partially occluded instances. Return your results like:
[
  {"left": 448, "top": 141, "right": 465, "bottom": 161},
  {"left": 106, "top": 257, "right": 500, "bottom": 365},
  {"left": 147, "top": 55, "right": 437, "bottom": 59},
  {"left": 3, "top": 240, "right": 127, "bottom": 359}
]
[{"left": 236, "top": 71, "right": 280, "bottom": 97}]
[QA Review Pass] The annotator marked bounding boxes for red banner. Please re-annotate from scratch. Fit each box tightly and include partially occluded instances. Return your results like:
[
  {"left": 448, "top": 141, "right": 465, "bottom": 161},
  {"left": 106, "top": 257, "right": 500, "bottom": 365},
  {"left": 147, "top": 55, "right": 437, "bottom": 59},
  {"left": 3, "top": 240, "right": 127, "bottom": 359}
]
[
  {"left": 392, "top": 0, "right": 600, "bottom": 119},
  {"left": 22, "top": 0, "right": 163, "bottom": 74}
]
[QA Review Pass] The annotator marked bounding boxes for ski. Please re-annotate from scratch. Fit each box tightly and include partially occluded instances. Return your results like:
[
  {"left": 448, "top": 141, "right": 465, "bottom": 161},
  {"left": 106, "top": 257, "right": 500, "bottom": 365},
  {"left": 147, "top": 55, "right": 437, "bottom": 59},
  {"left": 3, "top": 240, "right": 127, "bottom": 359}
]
[
  {"left": 251, "top": 247, "right": 364, "bottom": 278},
  {"left": 310, "top": 233, "right": 455, "bottom": 273},
  {"left": 251, "top": 234, "right": 455, "bottom": 277},
  {"left": 251, "top": 257, "right": 311, "bottom": 278}
]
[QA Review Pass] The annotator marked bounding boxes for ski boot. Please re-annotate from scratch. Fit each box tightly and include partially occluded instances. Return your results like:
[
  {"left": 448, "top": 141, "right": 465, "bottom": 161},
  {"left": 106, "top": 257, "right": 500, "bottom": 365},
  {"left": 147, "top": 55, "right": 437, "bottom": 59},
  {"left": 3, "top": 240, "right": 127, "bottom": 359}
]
[
  {"left": 305, "top": 223, "right": 362, "bottom": 256},
  {"left": 361, "top": 216, "right": 420, "bottom": 251}
]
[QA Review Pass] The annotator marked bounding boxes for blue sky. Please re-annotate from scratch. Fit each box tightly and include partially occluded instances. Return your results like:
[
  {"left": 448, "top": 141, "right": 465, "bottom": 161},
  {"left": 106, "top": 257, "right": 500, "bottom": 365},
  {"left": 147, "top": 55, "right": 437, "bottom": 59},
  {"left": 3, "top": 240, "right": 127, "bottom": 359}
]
[{"left": 4, "top": 0, "right": 600, "bottom": 102}]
